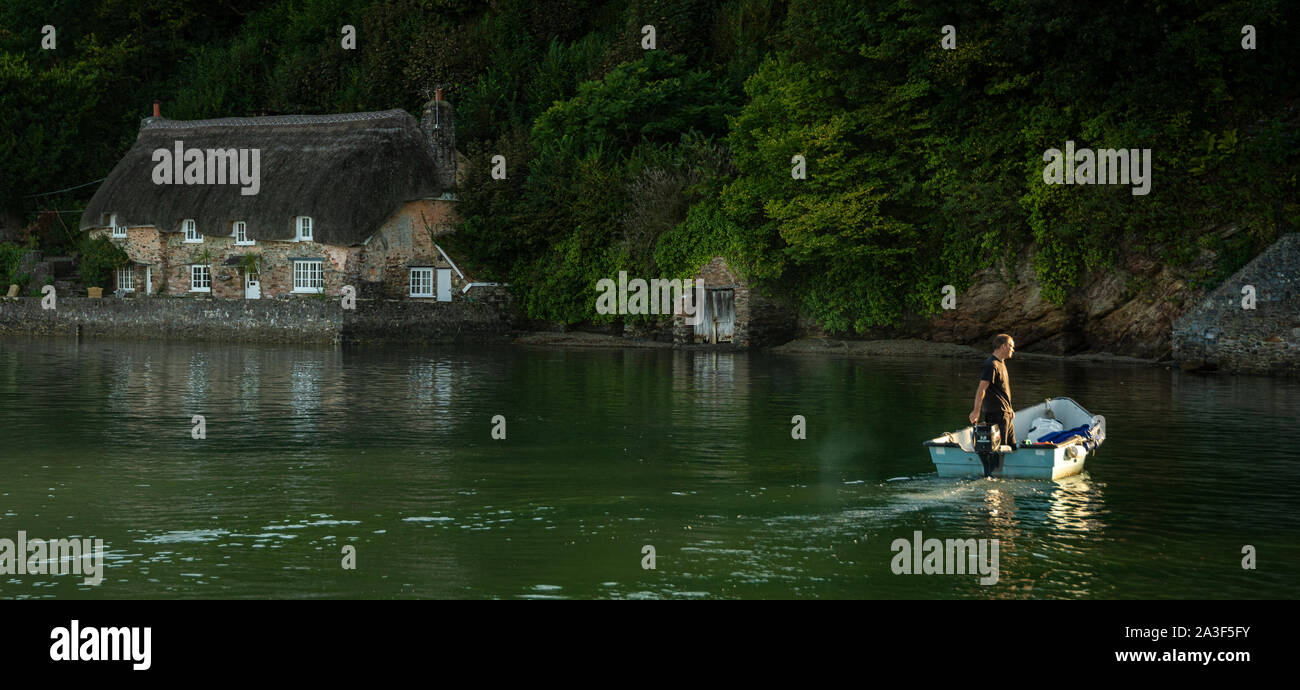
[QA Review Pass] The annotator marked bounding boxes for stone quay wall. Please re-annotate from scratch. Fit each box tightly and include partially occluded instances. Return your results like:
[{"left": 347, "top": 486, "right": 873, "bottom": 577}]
[
  {"left": 0, "top": 295, "right": 519, "bottom": 345},
  {"left": 1172, "top": 233, "right": 1300, "bottom": 375}
]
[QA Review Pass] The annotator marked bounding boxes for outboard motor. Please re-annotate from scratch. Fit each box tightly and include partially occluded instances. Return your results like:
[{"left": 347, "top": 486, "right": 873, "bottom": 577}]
[{"left": 972, "top": 423, "right": 1002, "bottom": 477}]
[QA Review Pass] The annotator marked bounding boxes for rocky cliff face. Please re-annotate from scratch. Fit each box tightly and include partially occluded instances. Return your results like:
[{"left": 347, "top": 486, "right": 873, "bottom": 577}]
[
  {"left": 927, "top": 243, "right": 1215, "bottom": 359},
  {"left": 806, "top": 234, "right": 1233, "bottom": 360}
]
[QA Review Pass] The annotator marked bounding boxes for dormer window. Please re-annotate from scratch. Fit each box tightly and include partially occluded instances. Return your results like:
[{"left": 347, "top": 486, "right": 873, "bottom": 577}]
[
  {"left": 110, "top": 214, "right": 125, "bottom": 238},
  {"left": 296, "top": 216, "right": 313, "bottom": 242},
  {"left": 183, "top": 219, "right": 201, "bottom": 243},
  {"left": 234, "top": 221, "right": 253, "bottom": 246}
]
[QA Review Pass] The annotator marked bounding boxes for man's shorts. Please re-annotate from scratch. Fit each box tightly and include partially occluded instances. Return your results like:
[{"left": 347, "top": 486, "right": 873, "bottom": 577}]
[{"left": 984, "top": 409, "right": 1016, "bottom": 449}]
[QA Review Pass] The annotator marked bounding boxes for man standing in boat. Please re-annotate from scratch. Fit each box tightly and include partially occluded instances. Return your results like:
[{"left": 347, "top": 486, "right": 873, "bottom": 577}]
[{"left": 969, "top": 334, "right": 1016, "bottom": 454}]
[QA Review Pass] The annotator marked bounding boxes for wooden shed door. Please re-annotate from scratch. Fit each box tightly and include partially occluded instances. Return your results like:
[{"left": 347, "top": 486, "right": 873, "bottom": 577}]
[{"left": 693, "top": 288, "right": 734, "bottom": 343}]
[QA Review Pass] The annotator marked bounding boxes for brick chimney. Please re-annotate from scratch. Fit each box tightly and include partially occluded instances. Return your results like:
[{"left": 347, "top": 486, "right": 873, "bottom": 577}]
[
  {"left": 421, "top": 89, "right": 456, "bottom": 192},
  {"left": 153, "top": 100, "right": 160, "bottom": 117}
]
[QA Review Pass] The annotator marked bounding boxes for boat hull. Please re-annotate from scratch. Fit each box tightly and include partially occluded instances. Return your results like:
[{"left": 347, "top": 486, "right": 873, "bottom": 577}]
[
  {"left": 927, "top": 444, "right": 1087, "bottom": 480},
  {"left": 924, "top": 397, "right": 1102, "bottom": 480}
]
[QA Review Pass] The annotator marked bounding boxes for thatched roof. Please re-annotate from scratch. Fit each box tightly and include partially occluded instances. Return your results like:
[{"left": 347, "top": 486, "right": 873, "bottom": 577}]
[{"left": 80, "top": 109, "right": 443, "bottom": 245}]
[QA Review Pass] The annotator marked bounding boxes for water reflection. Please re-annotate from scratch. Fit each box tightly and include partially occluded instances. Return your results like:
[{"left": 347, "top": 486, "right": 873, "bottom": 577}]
[
  {"left": 408, "top": 360, "right": 434, "bottom": 405},
  {"left": 980, "top": 487, "right": 1022, "bottom": 538},
  {"left": 239, "top": 352, "right": 261, "bottom": 414},
  {"left": 185, "top": 352, "right": 210, "bottom": 408},
  {"left": 290, "top": 359, "right": 322, "bottom": 415},
  {"left": 0, "top": 337, "right": 1296, "bottom": 599},
  {"left": 1045, "top": 474, "right": 1106, "bottom": 533}
]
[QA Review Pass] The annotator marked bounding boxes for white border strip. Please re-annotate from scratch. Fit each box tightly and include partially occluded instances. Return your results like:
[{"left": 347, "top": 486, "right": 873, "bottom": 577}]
[
  {"left": 461, "top": 281, "right": 505, "bottom": 294},
  {"left": 433, "top": 242, "right": 465, "bottom": 280}
]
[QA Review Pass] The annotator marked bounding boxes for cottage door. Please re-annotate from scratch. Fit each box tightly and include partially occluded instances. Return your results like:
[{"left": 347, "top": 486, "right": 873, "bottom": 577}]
[
  {"left": 436, "top": 268, "right": 452, "bottom": 302},
  {"left": 245, "top": 272, "right": 261, "bottom": 299}
]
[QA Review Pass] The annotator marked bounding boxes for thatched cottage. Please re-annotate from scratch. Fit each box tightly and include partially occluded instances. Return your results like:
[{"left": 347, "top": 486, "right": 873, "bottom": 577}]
[{"left": 80, "top": 93, "right": 489, "bottom": 302}]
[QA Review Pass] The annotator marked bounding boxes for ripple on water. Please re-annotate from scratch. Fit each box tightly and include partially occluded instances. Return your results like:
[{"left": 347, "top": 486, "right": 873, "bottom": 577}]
[{"left": 134, "top": 529, "right": 228, "bottom": 544}]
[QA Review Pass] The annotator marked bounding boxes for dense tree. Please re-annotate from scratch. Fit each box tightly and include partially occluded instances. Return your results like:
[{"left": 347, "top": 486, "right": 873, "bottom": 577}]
[{"left": 0, "top": 0, "right": 1295, "bottom": 331}]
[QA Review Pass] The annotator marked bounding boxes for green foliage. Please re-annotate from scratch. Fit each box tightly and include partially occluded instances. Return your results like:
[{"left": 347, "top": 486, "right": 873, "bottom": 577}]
[
  {"left": 722, "top": 44, "right": 938, "bottom": 330},
  {"left": 3, "top": 0, "right": 1298, "bottom": 330},
  {"left": 0, "top": 241, "right": 32, "bottom": 287},
  {"left": 238, "top": 252, "right": 264, "bottom": 276},
  {"left": 0, "top": 0, "right": 265, "bottom": 222},
  {"left": 716, "top": 0, "right": 1299, "bottom": 330},
  {"left": 77, "top": 235, "right": 130, "bottom": 289},
  {"left": 531, "top": 52, "right": 732, "bottom": 157},
  {"left": 459, "top": 51, "right": 738, "bottom": 323},
  {"left": 653, "top": 199, "right": 737, "bottom": 279}
]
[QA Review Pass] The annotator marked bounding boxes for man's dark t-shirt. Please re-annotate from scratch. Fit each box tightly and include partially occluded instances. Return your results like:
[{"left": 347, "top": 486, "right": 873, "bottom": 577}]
[{"left": 980, "top": 355, "right": 1013, "bottom": 417}]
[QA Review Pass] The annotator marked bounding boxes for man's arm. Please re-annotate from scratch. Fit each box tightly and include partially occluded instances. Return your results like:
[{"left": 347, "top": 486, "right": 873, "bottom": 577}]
[{"left": 969, "top": 380, "right": 989, "bottom": 424}]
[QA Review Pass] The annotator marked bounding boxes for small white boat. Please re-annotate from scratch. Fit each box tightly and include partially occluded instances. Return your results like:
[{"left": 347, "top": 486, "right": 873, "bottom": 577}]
[{"left": 923, "top": 397, "right": 1106, "bottom": 480}]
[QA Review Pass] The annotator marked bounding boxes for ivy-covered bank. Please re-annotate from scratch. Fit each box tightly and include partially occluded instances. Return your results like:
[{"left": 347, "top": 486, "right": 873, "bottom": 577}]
[{"left": 3, "top": 0, "right": 1298, "bottom": 342}]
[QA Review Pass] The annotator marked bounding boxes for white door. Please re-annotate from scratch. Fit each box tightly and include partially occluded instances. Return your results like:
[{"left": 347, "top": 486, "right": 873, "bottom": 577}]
[
  {"left": 245, "top": 272, "right": 261, "bottom": 299},
  {"left": 436, "top": 268, "right": 451, "bottom": 302}
]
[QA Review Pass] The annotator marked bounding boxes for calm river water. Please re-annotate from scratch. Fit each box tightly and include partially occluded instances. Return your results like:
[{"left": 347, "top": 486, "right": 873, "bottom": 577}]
[{"left": 1, "top": 336, "right": 1296, "bottom": 599}]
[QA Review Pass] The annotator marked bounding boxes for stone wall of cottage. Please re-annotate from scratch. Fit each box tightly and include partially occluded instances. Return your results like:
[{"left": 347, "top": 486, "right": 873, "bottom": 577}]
[
  {"left": 92, "top": 200, "right": 469, "bottom": 302},
  {"left": 358, "top": 199, "right": 467, "bottom": 300},
  {"left": 89, "top": 226, "right": 163, "bottom": 294},
  {"left": 95, "top": 223, "right": 366, "bottom": 299}
]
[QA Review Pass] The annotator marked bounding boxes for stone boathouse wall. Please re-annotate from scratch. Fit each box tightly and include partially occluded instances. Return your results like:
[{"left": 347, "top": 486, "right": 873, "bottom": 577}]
[{"left": 670, "top": 256, "right": 798, "bottom": 348}]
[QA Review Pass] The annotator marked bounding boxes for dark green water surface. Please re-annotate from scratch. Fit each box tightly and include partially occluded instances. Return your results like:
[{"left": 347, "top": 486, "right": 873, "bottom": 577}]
[{"left": 1, "top": 336, "right": 1296, "bottom": 599}]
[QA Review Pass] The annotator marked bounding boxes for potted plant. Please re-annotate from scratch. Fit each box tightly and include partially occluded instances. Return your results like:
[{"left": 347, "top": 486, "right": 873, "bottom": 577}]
[{"left": 77, "top": 235, "right": 129, "bottom": 298}]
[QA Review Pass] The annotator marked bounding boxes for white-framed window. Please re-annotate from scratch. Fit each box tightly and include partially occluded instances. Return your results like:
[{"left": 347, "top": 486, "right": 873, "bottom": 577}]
[
  {"left": 116, "top": 266, "right": 133, "bottom": 291},
  {"left": 110, "top": 213, "right": 125, "bottom": 238},
  {"left": 234, "top": 221, "right": 254, "bottom": 246},
  {"left": 409, "top": 267, "right": 433, "bottom": 297},
  {"left": 292, "top": 259, "right": 323, "bottom": 293},
  {"left": 296, "top": 216, "right": 313, "bottom": 242},
  {"left": 190, "top": 264, "right": 211, "bottom": 292},
  {"left": 183, "top": 219, "right": 201, "bottom": 243}
]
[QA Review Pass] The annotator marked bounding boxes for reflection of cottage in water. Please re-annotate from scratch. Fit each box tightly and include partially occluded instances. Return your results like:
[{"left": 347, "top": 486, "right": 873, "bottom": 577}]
[{"left": 674, "top": 256, "right": 796, "bottom": 348}]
